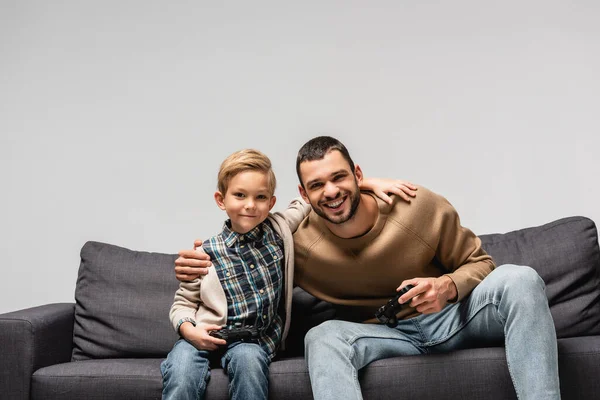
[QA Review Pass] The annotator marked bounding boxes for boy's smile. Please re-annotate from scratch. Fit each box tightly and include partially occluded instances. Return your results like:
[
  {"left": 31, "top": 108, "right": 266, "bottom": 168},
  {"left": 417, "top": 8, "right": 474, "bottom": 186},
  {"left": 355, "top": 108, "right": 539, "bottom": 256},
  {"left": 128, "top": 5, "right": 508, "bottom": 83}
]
[{"left": 215, "top": 170, "right": 276, "bottom": 234}]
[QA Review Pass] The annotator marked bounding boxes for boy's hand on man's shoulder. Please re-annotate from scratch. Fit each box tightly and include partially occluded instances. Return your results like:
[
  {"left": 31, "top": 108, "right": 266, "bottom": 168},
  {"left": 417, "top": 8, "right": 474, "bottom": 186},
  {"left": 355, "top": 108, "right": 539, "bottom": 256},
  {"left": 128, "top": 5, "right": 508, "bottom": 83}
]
[
  {"left": 175, "top": 239, "right": 213, "bottom": 282},
  {"left": 180, "top": 322, "right": 226, "bottom": 351},
  {"left": 360, "top": 178, "right": 418, "bottom": 205}
]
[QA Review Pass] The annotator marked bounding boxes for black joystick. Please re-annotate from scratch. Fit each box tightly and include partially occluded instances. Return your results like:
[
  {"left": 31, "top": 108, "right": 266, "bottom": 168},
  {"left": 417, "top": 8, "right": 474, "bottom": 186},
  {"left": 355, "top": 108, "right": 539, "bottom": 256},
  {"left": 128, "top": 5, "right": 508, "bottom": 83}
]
[
  {"left": 209, "top": 322, "right": 259, "bottom": 343},
  {"left": 375, "top": 284, "right": 415, "bottom": 327}
]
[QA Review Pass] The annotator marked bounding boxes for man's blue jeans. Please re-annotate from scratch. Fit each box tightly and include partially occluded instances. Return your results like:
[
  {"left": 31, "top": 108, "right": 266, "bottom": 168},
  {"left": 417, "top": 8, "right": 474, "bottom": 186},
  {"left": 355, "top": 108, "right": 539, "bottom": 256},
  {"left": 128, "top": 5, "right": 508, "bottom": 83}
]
[
  {"left": 161, "top": 340, "right": 270, "bottom": 400},
  {"left": 304, "top": 264, "right": 560, "bottom": 400}
]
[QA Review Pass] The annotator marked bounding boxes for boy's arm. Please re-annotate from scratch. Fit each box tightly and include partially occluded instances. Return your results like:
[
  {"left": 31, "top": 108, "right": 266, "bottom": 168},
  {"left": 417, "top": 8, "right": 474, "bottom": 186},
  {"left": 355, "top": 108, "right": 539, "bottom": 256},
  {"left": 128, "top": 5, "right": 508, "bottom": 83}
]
[
  {"left": 169, "top": 278, "right": 227, "bottom": 350},
  {"left": 169, "top": 279, "right": 202, "bottom": 332},
  {"left": 179, "top": 321, "right": 226, "bottom": 351},
  {"left": 278, "top": 197, "right": 312, "bottom": 233},
  {"left": 278, "top": 179, "right": 418, "bottom": 233},
  {"left": 360, "top": 178, "right": 418, "bottom": 204}
]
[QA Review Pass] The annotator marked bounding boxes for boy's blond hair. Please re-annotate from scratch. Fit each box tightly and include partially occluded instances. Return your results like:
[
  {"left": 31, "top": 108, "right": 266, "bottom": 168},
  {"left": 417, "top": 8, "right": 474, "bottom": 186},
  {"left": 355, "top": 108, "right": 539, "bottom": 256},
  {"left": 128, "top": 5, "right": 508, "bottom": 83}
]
[{"left": 217, "top": 149, "right": 277, "bottom": 196}]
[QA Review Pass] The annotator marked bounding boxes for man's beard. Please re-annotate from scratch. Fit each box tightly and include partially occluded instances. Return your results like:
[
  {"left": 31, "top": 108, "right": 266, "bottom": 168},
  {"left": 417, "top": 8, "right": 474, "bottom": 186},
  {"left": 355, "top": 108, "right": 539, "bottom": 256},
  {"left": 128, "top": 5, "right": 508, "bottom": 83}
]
[{"left": 312, "top": 186, "right": 361, "bottom": 225}]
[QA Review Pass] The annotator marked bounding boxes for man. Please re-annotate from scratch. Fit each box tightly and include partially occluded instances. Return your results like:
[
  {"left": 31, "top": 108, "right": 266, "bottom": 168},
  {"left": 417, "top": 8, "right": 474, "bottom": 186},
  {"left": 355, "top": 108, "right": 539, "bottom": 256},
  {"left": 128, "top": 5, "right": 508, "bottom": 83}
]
[{"left": 176, "top": 136, "right": 560, "bottom": 400}]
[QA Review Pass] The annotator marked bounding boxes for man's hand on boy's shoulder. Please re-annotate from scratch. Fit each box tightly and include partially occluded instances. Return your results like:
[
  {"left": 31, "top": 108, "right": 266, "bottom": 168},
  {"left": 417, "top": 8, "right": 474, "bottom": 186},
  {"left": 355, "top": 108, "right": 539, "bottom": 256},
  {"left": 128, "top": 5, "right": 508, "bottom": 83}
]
[{"left": 175, "top": 239, "right": 213, "bottom": 282}]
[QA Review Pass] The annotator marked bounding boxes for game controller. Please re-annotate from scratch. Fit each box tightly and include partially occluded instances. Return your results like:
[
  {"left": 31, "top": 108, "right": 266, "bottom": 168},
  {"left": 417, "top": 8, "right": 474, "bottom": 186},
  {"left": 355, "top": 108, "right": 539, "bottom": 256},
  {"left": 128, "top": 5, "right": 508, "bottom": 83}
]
[
  {"left": 209, "top": 323, "right": 259, "bottom": 343},
  {"left": 375, "top": 284, "right": 415, "bottom": 327}
]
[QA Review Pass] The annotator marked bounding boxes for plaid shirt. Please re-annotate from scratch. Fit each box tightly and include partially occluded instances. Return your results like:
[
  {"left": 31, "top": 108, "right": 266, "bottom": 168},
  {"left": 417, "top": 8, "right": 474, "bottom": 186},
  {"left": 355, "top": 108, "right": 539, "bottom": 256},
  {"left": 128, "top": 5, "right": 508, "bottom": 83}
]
[{"left": 202, "top": 219, "right": 284, "bottom": 358}]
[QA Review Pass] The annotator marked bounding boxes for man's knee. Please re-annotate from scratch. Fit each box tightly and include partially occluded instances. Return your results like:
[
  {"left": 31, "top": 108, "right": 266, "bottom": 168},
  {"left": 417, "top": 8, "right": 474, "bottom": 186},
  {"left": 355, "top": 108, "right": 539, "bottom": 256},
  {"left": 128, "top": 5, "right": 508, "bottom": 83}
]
[
  {"left": 304, "top": 320, "right": 347, "bottom": 348},
  {"left": 487, "top": 264, "right": 545, "bottom": 290},
  {"left": 483, "top": 264, "right": 548, "bottom": 311}
]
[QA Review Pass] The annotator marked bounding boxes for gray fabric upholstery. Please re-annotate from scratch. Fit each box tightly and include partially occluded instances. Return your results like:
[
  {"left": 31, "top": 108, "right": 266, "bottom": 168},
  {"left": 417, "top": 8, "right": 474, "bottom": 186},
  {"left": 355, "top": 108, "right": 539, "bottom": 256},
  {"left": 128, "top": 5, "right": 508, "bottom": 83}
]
[
  {"left": 72, "top": 241, "right": 180, "bottom": 360},
  {"left": 29, "top": 338, "right": 600, "bottom": 400},
  {"left": 361, "top": 348, "right": 516, "bottom": 399},
  {"left": 556, "top": 336, "right": 600, "bottom": 397},
  {"left": 32, "top": 359, "right": 166, "bottom": 400},
  {"left": 0, "top": 303, "right": 74, "bottom": 400},
  {"left": 479, "top": 216, "right": 600, "bottom": 338},
  {"left": 32, "top": 359, "right": 231, "bottom": 400}
]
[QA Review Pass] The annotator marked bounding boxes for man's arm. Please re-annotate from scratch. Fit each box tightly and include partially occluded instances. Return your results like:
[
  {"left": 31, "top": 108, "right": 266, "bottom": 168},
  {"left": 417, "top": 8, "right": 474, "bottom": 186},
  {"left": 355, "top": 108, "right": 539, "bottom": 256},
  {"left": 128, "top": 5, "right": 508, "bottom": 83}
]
[
  {"left": 432, "top": 196, "right": 495, "bottom": 300},
  {"left": 174, "top": 239, "right": 212, "bottom": 281},
  {"left": 396, "top": 275, "right": 458, "bottom": 314},
  {"left": 395, "top": 189, "right": 494, "bottom": 314}
]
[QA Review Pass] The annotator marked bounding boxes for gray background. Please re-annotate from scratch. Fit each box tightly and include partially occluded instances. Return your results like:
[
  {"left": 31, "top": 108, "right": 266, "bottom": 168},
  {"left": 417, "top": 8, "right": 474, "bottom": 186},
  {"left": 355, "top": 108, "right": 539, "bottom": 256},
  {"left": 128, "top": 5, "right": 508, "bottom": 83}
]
[{"left": 1, "top": 0, "right": 598, "bottom": 314}]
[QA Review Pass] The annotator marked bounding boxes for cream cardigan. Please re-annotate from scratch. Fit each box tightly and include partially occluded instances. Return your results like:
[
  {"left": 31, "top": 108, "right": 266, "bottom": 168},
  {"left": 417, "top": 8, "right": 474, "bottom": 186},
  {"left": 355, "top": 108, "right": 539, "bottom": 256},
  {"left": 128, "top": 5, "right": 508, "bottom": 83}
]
[{"left": 169, "top": 198, "right": 311, "bottom": 348}]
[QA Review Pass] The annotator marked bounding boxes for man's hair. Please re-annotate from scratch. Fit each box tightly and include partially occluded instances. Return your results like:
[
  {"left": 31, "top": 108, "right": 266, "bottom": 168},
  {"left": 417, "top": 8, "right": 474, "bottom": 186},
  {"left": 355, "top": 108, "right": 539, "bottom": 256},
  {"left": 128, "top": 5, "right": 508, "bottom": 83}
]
[
  {"left": 217, "top": 149, "right": 276, "bottom": 196},
  {"left": 296, "top": 136, "right": 356, "bottom": 186}
]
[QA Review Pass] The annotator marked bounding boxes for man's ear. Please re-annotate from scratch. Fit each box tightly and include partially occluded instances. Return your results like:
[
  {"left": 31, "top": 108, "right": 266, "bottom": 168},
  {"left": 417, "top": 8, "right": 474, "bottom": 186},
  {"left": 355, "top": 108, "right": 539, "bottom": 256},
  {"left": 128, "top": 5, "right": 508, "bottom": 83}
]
[
  {"left": 354, "top": 164, "right": 364, "bottom": 186},
  {"left": 269, "top": 195, "right": 277, "bottom": 211},
  {"left": 298, "top": 184, "right": 310, "bottom": 203},
  {"left": 214, "top": 191, "right": 226, "bottom": 210}
]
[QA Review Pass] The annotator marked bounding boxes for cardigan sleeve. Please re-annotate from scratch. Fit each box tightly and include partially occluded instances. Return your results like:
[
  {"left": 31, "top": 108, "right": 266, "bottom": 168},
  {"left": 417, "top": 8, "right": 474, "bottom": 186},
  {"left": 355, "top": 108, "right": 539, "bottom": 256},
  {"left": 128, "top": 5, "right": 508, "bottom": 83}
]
[
  {"left": 169, "top": 279, "right": 202, "bottom": 332},
  {"left": 276, "top": 197, "right": 311, "bottom": 233}
]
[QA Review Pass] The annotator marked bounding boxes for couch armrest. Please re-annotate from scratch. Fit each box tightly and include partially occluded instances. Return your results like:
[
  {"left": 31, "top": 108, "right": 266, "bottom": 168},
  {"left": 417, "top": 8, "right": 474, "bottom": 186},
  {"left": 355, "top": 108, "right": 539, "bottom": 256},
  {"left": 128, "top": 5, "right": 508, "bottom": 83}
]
[{"left": 0, "top": 303, "right": 75, "bottom": 400}]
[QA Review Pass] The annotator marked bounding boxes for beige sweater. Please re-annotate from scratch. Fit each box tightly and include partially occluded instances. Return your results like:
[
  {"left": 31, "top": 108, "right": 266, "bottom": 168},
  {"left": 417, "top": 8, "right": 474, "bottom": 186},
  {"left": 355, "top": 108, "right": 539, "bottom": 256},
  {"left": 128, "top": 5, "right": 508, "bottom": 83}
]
[
  {"left": 170, "top": 199, "right": 311, "bottom": 347},
  {"left": 292, "top": 186, "right": 495, "bottom": 322}
]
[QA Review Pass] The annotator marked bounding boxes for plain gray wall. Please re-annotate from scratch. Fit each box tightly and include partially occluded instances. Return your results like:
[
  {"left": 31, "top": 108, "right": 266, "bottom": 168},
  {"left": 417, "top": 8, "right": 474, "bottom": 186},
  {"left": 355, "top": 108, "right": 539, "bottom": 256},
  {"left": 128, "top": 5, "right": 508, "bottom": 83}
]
[{"left": 1, "top": 0, "right": 598, "bottom": 314}]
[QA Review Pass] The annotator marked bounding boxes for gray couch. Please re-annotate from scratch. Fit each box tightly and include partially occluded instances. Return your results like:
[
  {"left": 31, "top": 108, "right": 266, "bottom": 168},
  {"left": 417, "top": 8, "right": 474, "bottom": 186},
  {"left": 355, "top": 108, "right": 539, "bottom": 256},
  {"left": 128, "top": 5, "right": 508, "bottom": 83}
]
[{"left": 2, "top": 216, "right": 600, "bottom": 399}]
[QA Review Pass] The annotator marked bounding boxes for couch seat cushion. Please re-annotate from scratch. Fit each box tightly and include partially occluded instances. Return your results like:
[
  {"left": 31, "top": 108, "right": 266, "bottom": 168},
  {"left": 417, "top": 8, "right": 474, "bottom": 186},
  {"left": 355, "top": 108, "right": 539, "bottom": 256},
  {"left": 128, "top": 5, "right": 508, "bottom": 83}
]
[{"left": 31, "top": 358, "right": 229, "bottom": 400}]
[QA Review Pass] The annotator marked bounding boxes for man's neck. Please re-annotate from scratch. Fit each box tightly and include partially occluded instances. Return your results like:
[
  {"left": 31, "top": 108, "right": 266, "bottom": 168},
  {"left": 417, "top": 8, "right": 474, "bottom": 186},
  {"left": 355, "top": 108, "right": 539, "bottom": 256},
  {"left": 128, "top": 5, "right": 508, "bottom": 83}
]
[{"left": 324, "top": 193, "right": 379, "bottom": 239}]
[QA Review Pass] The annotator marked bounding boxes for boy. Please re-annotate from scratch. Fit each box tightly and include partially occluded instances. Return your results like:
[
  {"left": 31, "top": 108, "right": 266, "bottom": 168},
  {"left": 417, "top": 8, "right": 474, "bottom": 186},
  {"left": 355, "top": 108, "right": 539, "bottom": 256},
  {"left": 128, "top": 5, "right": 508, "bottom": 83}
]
[
  {"left": 161, "top": 149, "right": 308, "bottom": 400},
  {"left": 161, "top": 148, "right": 415, "bottom": 400}
]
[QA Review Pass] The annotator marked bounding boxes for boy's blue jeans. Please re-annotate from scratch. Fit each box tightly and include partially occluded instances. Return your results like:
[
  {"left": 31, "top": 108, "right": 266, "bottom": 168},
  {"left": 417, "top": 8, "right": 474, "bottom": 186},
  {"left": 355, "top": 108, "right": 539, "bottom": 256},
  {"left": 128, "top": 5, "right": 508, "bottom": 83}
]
[
  {"left": 304, "top": 264, "right": 560, "bottom": 400},
  {"left": 161, "top": 340, "right": 270, "bottom": 400}
]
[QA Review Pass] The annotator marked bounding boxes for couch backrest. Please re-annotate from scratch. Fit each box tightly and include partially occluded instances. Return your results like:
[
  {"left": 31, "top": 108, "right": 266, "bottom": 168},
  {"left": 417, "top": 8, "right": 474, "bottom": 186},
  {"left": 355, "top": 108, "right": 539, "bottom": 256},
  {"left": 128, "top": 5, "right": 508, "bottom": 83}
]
[
  {"left": 72, "top": 241, "right": 180, "bottom": 360},
  {"left": 72, "top": 216, "right": 600, "bottom": 360},
  {"left": 479, "top": 216, "right": 600, "bottom": 339}
]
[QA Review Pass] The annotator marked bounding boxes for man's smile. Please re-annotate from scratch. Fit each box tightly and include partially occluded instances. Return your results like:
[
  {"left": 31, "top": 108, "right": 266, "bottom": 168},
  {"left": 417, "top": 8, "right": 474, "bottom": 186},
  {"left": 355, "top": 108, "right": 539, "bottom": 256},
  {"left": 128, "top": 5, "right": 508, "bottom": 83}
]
[{"left": 321, "top": 195, "right": 347, "bottom": 210}]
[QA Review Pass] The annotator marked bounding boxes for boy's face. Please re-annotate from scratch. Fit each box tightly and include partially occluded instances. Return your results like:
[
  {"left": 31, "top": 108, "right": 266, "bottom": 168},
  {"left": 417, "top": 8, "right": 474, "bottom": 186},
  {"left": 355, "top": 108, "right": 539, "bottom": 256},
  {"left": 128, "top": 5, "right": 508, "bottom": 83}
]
[{"left": 215, "top": 170, "right": 276, "bottom": 234}]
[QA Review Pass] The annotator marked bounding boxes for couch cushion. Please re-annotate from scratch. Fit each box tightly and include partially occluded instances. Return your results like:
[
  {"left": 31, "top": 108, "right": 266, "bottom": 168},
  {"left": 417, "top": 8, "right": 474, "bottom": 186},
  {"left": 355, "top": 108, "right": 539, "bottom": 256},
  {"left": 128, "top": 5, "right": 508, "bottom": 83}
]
[
  {"left": 31, "top": 358, "right": 228, "bottom": 400},
  {"left": 479, "top": 216, "right": 600, "bottom": 339},
  {"left": 31, "top": 358, "right": 308, "bottom": 400},
  {"left": 72, "top": 241, "right": 180, "bottom": 360}
]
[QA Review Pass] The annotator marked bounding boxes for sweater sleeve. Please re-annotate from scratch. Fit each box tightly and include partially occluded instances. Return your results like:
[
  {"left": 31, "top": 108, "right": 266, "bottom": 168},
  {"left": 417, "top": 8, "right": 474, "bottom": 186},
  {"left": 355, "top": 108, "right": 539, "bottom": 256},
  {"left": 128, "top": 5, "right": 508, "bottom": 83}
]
[
  {"left": 276, "top": 197, "right": 311, "bottom": 233},
  {"left": 432, "top": 196, "right": 496, "bottom": 301},
  {"left": 169, "top": 279, "right": 202, "bottom": 332}
]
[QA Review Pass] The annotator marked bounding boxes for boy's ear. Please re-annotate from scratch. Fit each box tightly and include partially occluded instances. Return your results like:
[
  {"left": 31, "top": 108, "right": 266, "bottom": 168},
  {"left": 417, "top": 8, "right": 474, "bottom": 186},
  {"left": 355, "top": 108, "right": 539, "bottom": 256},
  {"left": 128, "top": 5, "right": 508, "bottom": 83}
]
[
  {"left": 214, "top": 191, "right": 226, "bottom": 210},
  {"left": 298, "top": 184, "right": 309, "bottom": 203},
  {"left": 354, "top": 164, "right": 364, "bottom": 186},
  {"left": 268, "top": 195, "right": 276, "bottom": 211}
]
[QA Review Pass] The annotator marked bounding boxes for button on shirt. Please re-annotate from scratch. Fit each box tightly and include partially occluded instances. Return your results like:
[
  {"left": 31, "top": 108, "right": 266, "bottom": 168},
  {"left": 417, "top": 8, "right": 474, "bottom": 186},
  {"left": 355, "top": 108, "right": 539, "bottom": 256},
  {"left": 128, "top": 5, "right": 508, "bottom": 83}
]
[{"left": 202, "top": 219, "right": 284, "bottom": 358}]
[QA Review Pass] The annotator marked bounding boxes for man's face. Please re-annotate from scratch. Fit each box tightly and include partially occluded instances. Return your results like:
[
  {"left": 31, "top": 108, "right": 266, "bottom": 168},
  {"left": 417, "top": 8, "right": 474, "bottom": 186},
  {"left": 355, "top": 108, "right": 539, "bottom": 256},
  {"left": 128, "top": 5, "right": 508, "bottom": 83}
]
[{"left": 298, "top": 150, "right": 362, "bottom": 225}]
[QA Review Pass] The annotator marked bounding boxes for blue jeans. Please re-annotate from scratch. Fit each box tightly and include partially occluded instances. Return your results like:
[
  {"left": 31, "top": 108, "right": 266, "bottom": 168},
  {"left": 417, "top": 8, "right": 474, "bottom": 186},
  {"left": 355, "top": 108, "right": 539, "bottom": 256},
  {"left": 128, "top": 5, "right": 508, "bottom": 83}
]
[
  {"left": 161, "top": 339, "right": 270, "bottom": 400},
  {"left": 304, "top": 264, "right": 560, "bottom": 400}
]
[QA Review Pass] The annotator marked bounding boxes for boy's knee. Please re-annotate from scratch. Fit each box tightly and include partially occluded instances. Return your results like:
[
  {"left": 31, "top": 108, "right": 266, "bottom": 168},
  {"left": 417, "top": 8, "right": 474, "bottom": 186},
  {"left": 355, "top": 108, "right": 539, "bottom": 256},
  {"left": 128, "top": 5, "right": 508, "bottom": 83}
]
[{"left": 228, "top": 343, "right": 267, "bottom": 367}]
